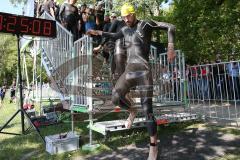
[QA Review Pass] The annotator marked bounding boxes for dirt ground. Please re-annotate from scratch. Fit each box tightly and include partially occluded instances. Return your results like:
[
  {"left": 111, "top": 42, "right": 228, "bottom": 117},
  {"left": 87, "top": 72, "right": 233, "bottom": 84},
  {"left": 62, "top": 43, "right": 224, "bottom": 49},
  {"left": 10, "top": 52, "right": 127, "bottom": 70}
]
[{"left": 73, "top": 124, "right": 240, "bottom": 160}]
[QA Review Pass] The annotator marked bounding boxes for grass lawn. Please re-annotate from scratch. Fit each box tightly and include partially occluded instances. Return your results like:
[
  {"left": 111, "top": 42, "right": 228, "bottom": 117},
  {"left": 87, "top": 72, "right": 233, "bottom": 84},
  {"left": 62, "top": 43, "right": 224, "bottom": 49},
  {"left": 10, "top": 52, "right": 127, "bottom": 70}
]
[
  {"left": 1, "top": 97, "right": 240, "bottom": 160},
  {"left": 0, "top": 97, "right": 150, "bottom": 159}
]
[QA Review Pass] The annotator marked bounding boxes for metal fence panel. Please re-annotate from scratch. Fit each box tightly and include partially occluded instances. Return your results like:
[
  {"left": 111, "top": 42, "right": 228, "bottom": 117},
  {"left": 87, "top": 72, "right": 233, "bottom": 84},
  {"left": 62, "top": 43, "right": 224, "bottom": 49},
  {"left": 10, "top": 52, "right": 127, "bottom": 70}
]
[
  {"left": 39, "top": 12, "right": 74, "bottom": 102},
  {"left": 150, "top": 48, "right": 186, "bottom": 106},
  {"left": 187, "top": 61, "right": 240, "bottom": 123}
]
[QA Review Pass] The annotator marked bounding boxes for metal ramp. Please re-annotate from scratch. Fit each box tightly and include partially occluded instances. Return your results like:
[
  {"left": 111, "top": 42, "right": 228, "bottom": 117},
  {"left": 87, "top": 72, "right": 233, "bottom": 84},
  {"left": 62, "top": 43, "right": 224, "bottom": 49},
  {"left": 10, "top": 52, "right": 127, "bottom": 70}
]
[
  {"left": 90, "top": 118, "right": 146, "bottom": 136},
  {"left": 90, "top": 113, "right": 198, "bottom": 136}
]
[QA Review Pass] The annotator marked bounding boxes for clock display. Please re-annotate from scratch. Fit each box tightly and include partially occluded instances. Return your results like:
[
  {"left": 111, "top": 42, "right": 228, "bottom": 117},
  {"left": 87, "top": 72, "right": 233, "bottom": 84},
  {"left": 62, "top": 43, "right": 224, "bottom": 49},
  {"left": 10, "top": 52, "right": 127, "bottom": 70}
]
[{"left": 0, "top": 12, "right": 56, "bottom": 38}]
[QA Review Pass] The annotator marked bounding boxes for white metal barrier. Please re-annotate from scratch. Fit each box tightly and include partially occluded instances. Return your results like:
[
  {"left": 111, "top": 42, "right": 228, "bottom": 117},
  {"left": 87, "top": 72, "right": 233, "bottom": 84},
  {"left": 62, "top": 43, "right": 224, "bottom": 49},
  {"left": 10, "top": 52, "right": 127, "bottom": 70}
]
[
  {"left": 150, "top": 48, "right": 186, "bottom": 105},
  {"left": 39, "top": 12, "right": 74, "bottom": 105},
  {"left": 71, "top": 36, "right": 93, "bottom": 108},
  {"left": 187, "top": 61, "right": 240, "bottom": 124}
]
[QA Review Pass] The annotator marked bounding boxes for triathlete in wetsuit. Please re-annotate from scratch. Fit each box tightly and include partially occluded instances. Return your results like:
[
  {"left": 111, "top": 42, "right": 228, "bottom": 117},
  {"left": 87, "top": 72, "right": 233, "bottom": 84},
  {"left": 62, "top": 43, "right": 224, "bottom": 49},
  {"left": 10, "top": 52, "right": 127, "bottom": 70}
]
[
  {"left": 88, "top": 3, "right": 176, "bottom": 160},
  {"left": 59, "top": 0, "right": 79, "bottom": 41},
  {"left": 94, "top": 19, "right": 126, "bottom": 82}
]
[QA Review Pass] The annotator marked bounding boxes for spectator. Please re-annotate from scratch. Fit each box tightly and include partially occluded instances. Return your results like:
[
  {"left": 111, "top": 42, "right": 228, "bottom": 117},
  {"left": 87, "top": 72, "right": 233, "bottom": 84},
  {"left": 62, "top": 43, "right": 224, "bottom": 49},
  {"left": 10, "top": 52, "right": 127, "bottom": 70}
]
[
  {"left": 95, "top": 2, "right": 105, "bottom": 26},
  {"left": 84, "top": 6, "right": 96, "bottom": 32},
  {"left": 161, "top": 65, "right": 171, "bottom": 95},
  {"left": 110, "top": 12, "right": 117, "bottom": 22},
  {"left": 0, "top": 85, "right": 6, "bottom": 104},
  {"left": 41, "top": 0, "right": 55, "bottom": 18},
  {"left": 213, "top": 55, "right": 226, "bottom": 99},
  {"left": 53, "top": 0, "right": 60, "bottom": 22},
  {"left": 227, "top": 59, "right": 240, "bottom": 100},
  {"left": 10, "top": 82, "right": 16, "bottom": 103},
  {"left": 59, "top": 0, "right": 80, "bottom": 41},
  {"left": 199, "top": 62, "right": 209, "bottom": 100},
  {"left": 172, "top": 66, "right": 181, "bottom": 100},
  {"left": 78, "top": 3, "right": 87, "bottom": 38}
]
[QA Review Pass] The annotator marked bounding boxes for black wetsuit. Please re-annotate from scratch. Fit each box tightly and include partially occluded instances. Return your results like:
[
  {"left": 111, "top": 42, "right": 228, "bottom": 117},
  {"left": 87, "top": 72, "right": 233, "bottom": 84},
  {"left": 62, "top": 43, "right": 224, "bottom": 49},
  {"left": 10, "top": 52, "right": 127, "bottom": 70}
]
[
  {"left": 99, "top": 21, "right": 111, "bottom": 62},
  {"left": 59, "top": 3, "right": 79, "bottom": 41},
  {"left": 101, "top": 19, "right": 126, "bottom": 81},
  {"left": 102, "top": 20, "right": 175, "bottom": 136}
]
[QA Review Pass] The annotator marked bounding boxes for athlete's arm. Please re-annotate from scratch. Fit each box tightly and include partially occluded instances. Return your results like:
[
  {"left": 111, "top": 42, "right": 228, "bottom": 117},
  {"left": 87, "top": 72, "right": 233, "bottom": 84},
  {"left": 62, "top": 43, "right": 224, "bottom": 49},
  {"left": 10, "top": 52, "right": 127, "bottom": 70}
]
[
  {"left": 87, "top": 29, "right": 124, "bottom": 40},
  {"left": 148, "top": 20, "right": 176, "bottom": 62},
  {"left": 149, "top": 20, "right": 175, "bottom": 43},
  {"left": 100, "top": 20, "right": 118, "bottom": 44}
]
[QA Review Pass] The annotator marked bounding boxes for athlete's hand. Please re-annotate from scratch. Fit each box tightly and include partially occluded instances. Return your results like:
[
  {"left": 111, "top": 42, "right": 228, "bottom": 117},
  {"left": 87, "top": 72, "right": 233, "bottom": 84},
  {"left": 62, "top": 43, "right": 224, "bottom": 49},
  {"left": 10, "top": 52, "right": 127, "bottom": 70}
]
[
  {"left": 86, "top": 29, "right": 96, "bottom": 35},
  {"left": 167, "top": 43, "right": 176, "bottom": 63},
  {"left": 86, "top": 30, "right": 102, "bottom": 36},
  {"left": 93, "top": 45, "right": 102, "bottom": 54}
]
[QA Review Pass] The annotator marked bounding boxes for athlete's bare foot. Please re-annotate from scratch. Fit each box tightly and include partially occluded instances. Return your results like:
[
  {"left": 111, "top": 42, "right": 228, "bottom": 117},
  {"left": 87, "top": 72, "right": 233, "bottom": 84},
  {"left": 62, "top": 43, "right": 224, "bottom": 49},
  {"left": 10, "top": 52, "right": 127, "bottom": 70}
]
[{"left": 125, "top": 107, "right": 137, "bottom": 129}]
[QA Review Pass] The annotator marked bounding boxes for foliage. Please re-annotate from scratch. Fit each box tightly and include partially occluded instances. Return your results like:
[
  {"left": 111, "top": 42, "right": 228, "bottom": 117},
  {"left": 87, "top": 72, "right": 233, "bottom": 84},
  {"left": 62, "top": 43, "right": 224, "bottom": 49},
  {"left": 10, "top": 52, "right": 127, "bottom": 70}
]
[
  {"left": 0, "top": 34, "right": 18, "bottom": 86},
  {"left": 107, "top": 0, "right": 240, "bottom": 64},
  {"left": 0, "top": 34, "right": 37, "bottom": 87},
  {"left": 111, "top": 0, "right": 167, "bottom": 19},
  {"left": 172, "top": 0, "right": 240, "bottom": 64}
]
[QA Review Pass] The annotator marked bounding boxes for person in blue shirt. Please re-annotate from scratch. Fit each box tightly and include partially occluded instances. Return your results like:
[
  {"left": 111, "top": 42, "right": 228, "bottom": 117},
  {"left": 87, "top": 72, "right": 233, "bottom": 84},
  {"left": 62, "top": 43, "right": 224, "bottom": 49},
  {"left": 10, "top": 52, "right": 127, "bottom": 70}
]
[{"left": 227, "top": 60, "right": 240, "bottom": 100}]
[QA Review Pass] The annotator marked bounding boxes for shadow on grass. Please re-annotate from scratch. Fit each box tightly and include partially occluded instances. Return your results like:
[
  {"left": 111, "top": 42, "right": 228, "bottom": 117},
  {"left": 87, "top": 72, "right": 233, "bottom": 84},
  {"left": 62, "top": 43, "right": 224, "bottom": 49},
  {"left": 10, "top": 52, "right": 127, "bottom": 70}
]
[
  {"left": 83, "top": 122, "right": 240, "bottom": 160},
  {"left": 1, "top": 111, "right": 240, "bottom": 160}
]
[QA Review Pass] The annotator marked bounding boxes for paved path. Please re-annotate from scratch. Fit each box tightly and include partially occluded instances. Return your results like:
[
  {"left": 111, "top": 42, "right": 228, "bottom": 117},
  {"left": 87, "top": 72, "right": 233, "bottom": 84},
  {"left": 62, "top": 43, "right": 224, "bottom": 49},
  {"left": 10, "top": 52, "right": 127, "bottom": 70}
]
[{"left": 76, "top": 125, "right": 240, "bottom": 160}]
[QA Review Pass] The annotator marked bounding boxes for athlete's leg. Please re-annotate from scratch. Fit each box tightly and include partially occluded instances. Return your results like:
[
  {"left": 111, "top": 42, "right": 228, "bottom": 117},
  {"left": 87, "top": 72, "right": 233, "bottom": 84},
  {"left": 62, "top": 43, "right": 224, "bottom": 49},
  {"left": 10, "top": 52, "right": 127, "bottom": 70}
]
[
  {"left": 114, "top": 53, "right": 127, "bottom": 80},
  {"left": 112, "top": 71, "right": 133, "bottom": 110},
  {"left": 137, "top": 70, "right": 158, "bottom": 160},
  {"left": 112, "top": 40, "right": 127, "bottom": 84},
  {"left": 112, "top": 65, "right": 137, "bottom": 128}
]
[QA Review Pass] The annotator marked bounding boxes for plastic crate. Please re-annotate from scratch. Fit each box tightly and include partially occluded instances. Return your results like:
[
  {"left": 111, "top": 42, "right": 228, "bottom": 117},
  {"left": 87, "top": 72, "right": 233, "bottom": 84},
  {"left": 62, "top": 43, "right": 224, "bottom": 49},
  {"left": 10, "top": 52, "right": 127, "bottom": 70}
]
[{"left": 45, "top": 132, "right": 79, "bottom": 154}]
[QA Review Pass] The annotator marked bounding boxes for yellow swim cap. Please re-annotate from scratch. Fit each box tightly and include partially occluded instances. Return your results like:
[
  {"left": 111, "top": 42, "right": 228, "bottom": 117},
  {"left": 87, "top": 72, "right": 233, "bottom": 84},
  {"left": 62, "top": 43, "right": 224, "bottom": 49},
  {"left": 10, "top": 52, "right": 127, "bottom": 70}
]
[{"left": 121, "top": 3, "right": 135, "bottom": 17}]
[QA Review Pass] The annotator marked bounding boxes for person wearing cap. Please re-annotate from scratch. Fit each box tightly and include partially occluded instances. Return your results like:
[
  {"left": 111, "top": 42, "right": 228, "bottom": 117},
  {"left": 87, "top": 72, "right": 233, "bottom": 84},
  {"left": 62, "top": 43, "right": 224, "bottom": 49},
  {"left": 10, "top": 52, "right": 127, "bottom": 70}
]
[{"left": 87, "top": 3, "right": 176, "bottom": 159}]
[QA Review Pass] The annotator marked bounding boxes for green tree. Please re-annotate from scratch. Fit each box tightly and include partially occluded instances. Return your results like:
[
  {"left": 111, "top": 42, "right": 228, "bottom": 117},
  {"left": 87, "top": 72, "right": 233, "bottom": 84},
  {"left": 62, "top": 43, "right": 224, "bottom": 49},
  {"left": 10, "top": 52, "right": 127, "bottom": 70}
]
[
  {"left": 0, "top": 34, "right": 36, "bottom": 87},
  {"left": 0, "top": 34, "right": 18, "bottom": 86},
  {"left": 107, "top": 0, "right": 240, "bottom": 63},
  {"left": 172, "top": 0, "right": 240, "bottom": 64}
]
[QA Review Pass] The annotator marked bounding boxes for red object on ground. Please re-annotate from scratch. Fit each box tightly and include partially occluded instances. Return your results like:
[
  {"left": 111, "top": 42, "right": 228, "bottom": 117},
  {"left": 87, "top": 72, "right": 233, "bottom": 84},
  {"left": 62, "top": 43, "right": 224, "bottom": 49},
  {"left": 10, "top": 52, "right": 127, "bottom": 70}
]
[
  {"left": 33, "top": 121, "right": 40, "bottom": 127},
  {"left": 23, "top": 104, "right": 34, "bottom": 110},
  {"left": 156, "top": 119, "right": 169, "bottom": 125},
  {"left": 114, "top": 107, "right": 121, "bottom": 112}
]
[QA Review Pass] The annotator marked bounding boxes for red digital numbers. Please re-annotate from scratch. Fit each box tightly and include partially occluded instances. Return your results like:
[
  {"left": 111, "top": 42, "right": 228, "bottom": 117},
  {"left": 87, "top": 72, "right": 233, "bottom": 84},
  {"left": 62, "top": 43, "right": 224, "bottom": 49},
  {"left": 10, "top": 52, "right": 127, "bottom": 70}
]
[
  {"left": 32, "top": 20, "right": 41, "bottom": 35},
  {"left": 0, "top": 12, "right": 56, "bottom": 37},
  {"left": 6, "top": 16, "right": 17, "bottom": 32},
  {"left": 20, "top": 18, "right": 29, "bottom": 33},
  {"left": 43, "top": 21, "right": 52, "bottom": 36},
  {"left": 0, "top": 15, "right": 2, "bottom": 31}
]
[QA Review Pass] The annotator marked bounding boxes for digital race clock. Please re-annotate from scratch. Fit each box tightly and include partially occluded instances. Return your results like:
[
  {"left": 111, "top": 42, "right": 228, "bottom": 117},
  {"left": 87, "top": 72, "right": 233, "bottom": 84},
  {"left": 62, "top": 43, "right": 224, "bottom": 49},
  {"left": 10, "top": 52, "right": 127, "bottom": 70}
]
[{"left": 0, "top": 12, "right": 56, "bottom": 38}]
